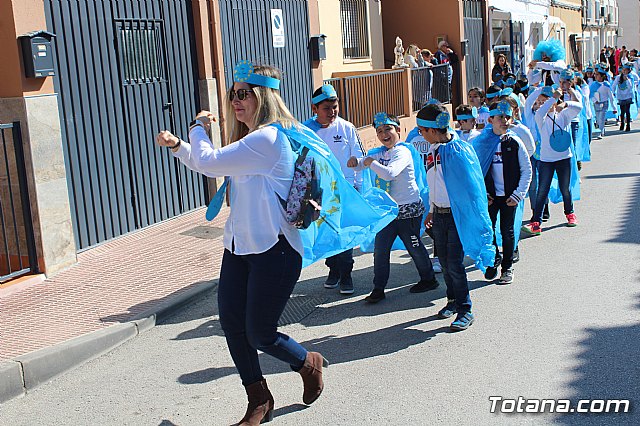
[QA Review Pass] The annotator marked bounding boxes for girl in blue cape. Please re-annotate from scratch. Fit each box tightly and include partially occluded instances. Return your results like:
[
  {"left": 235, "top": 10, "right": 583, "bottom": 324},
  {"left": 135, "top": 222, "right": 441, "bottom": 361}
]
[
  {"left": 590, "top": 67, "right": 617, "bottom": 139},
  {"left": 472, "top": 101, "right": 532, "bottom": 285},
  {"left": 416, "top": 103, "right": 495, "bottom": 331},
  {"left": 612, "top": 63, "right": 638, "bottom": 132},
  {"left": 348, "top": 112, "right": 438, "bottom": 304},
  {"left": 158, "top": 61, "right": 397, "bottom": 425}
]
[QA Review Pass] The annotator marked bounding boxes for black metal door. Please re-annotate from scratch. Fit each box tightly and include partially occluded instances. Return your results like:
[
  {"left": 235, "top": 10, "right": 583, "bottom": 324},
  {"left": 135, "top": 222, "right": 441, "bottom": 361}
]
[
  {"left": 45, "top": 0, "right": 206, "bottom": 250},
  {"left": 218, "top": 0, "right": 314, "bottom": 121},
  {"left": 463, "top": 0, "right": 487, "bottom": 90}
]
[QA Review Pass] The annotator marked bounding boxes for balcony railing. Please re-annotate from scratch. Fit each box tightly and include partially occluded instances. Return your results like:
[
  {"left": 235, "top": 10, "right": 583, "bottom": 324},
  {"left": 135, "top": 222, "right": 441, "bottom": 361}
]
[{"left": 324, "top": 65, "right": 451, "bottom": 129}]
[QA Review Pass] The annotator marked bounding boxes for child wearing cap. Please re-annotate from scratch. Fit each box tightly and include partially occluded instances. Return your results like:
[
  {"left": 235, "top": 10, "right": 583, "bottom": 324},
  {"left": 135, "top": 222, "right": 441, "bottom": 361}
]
[
  {"left": 477, "top": 101, "right": 532, "bottom": 284},
  {"left": 612, "top": 64, "right": 636, "bottom": 132},
  {"left": 417, "top": 104, "right": 495, "bottom": 330},
  {"left": 522, "top": 85, "right": 582, "bottom": 235},
  {"left": 454, "top": 104, "right": 481, "bottom": 142},
  {"left": 347, "top": 113, "right": 438, "bottom": 304},
  {"left": 304, "top": 85, "right": 365, "bottom": 295},
  {"left": 468, "top": 87, "right": 489, "bottom": 129},
  {"left": 589, "top": 68, "right": 617, "bottom": 138}
]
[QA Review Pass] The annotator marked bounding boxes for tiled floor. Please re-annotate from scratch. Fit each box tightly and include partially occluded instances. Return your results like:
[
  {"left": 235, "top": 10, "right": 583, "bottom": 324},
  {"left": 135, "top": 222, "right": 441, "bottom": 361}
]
[{"left": 0, "top": 207, "right": 227, "bottom": 362}]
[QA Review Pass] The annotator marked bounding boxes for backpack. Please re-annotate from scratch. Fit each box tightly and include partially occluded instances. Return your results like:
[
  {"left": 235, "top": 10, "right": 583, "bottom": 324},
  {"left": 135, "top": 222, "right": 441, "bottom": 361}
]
[{"left": 279, "top": 146, "right": 323, "bottom": 229}]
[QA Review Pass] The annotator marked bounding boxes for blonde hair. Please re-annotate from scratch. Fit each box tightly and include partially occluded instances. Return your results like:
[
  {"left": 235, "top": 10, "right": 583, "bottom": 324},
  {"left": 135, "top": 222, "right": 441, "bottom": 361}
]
[
  {"left": 224, "top": 64, "right": 297, "bottom": 143},
  {"left": 405, "top": 44, "right": 419, "bottom": 58}
]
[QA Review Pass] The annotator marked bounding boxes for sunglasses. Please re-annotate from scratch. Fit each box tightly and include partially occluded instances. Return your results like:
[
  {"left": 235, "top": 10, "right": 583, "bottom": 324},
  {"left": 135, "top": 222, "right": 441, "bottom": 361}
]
[{"left": 228, "top": 88, "right": 253, "bottom": 101}]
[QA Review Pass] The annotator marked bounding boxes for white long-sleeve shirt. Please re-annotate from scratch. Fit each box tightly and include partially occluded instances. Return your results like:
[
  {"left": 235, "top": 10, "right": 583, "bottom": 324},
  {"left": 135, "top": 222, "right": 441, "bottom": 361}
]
[
  {"left": 580, "top": 84, "right": 593, "bottom": 119},
  {"left": 509, "top": 122, "right": 535, "bottom": 157},
  {"left": 353, "top": 144, "right": 420, "bottom": 206},
  {"left": 527, "top": 60, "right": 567, "bottom": 86},
  {"left": 304, "top": 116, "right": 364, "bottom": 189},
  {"left": 590, "top": 81, "right": 616, "bottom": 106},
  {"left": 611, "top": 75, "right": 635, "bottom": 101},
  {"left": 173, "top": 125, "right": 303, "bottom": 257},
  {"left": 524, "top": 87, "right": 542, "bottom": 145},
  {"left": 535, "top": 97, "right": 582, "bottom": 162}
]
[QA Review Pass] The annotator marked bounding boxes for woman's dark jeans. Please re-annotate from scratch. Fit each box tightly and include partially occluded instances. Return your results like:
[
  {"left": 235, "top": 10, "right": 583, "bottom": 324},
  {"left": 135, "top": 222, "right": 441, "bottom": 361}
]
[
  {"left": 533, "top": 158, "right": 573, "bottom": 224},
  {"left": 218, "top": 236, "right": 307, "bottom": 386}
]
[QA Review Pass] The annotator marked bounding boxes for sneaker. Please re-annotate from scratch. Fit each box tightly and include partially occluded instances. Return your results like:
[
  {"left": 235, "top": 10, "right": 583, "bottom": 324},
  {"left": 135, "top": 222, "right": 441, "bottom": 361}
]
[
  {"left": 566, "top": 213, "right": 578, "bottom": 227},
  {"left": 498, "top": 268, "right": 514, "bottom": 285},
  {"left": 409, "top": 278, "right": 439, "bottom": 293},
  {"left": 450, "top": 311, "right": 474, "bottom": 331},
  {"left": 542, "top": 205, "right": 550, "bottom": 222},
  {"left": 577, "top": 161, "right": 582, "bottom": 171},
  {"left": 431, "top": 257, "right": 442, "bottom": 273},
  {"left": 324, "top": 270, "right": 339, "bottom": 289},
  {"left": 339, "top": 275, "right": 354, "bottom": 295},
  {"left": 364, "top": 288, "right": 385, "bottom": 303},
  {"left": 626, "top": 126, "right": 631, "bottom": 132},
  {"left": 620, "top": 123, "right": 625, "bottom": 131},
  {"left": 437, "top": 300, "right": 457, "bottom": 319},
  {"left": 512, "top": 247, "right": 520, "bottom": 263},
  {"left": 484, "top": 265, "right": 498, "bottom": 280},
  {"left": 521, "top": 222, "right": 541, "bottom": 236}
]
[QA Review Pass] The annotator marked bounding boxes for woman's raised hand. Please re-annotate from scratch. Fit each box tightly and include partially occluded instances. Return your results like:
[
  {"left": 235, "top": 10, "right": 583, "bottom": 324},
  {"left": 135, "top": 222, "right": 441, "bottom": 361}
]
[{"left": 156, "top": 130, "right": 179, "bottom": 147}]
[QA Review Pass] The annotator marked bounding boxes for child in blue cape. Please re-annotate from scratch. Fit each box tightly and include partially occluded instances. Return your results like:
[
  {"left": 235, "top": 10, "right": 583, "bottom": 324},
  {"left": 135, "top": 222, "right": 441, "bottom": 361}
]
[
  {"left": 417, "top": 103, "right": 495, "bottom": 331},
  {"left": 468, "top": 87, "right": 490, "bottom": 129},
  {"left": 303, "top": 84, "right": 365, "bottom": 295},
  {"left": 612, "top": 63, "right": 636, "bottom": 132},
  {"left": 590, "top": 67, "right": 617, "bottom": 139},
  {"left": 348, "top": 113, "right": 438, "bottom": 304},
  {"left": 473, "top": 101, "right": 532, "bottom": 284},
  {"left": 454, "top": 104, "right": 481, "bottom": 142}
]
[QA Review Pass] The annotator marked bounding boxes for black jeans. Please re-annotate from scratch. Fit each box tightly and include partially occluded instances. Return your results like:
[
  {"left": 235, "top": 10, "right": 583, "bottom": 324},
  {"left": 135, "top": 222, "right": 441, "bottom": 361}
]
[
  {"left": 325, "top": 248, "right": 354, "bottom": 275},
  {"left": 533, "top": 158, "right": 573, "bottom": 224},
  {"left": 432, "top": 212, "right": 472, "bottom": 313},
  {"left": 373, "top": 215, "right": 435, "bottom": 290},
  {"left": 218, "top": 236, "right": 307, "bottom": 386},
  {"left": 620, "top": 101, "right": 632, "bottom": 126},
  {"left": 488, "top": 196, "right": 516, "bottom": 271}
]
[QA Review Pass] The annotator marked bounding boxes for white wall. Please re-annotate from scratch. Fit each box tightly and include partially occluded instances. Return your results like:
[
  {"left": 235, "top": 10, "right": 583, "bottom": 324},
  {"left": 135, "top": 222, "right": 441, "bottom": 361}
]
[{"left": 617, "top": 0, "right": 640, "bottom": 48}]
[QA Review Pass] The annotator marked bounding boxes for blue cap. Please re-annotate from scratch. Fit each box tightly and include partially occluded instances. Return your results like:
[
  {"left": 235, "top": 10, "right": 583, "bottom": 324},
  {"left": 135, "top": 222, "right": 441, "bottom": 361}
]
[
  {"left": 233, "top": 61, "right": 281, "bottom": 90},
  {"left": 585, "top": 66, "right": 594, "bottom": 72},
  {"left": 486, "top": 87, "right": 513, "bottom": 99},
  {"left": 312, "top": 84, "right": 338, "bottom": 105},
  {"left": 490, "top": 100, "right": 513, "bottom": 117},
  {"left": 422, "top": 98, "right": 441, "bottom": 108},
  {"left": 560, "top": 68, "right": 575, "bottom": 81},
  {"left": 540, "top": 85, "right": 558, "bottom": 98},
  {"left": 456, "top": 106, "right": 478, "bottom": 121},
  {"left": 503, "top": 76, "right": 517, "bottom": 87},
  {"left": 373, "top": 112, "right": 398, "bottom": 128},
  {"left": 623, "top": 63, "right": 633, "bottom": 70},
  {"left": 417, "top": 111, "right": 451, "bottom": 129}
]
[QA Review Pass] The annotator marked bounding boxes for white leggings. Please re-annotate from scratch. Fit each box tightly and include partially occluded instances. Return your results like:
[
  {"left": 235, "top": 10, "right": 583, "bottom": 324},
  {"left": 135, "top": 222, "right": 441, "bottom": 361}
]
[{"left": 594, "top": 101, "right": 608, "bottom": 136}]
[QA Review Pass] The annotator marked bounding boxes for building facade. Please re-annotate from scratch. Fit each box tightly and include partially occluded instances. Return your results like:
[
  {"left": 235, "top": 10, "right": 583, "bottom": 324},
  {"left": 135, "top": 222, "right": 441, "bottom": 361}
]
[
  {"left": 581, "top": 0, "right": 619, "bottom": 66},
  {"left": 614, "top": 0, "right": 638, "bottom": 49}
]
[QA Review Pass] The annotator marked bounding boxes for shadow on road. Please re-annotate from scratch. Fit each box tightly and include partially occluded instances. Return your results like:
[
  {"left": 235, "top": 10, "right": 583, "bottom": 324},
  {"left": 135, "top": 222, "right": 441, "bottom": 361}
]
[
  {"left": 556, "top": 292, "right": 640, "bottom": 425},
  {"left": 603, "top": 176, "right": 640, "bottom": 245}
]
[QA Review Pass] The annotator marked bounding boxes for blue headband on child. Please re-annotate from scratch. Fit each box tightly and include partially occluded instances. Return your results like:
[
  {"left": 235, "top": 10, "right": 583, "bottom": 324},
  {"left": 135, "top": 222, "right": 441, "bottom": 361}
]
[
  {"left": 456, "top": 106, "right": 478, "bottom": 121},
  {"left": 503, "top": 77, "right": 517, "bottom": 87},
  {"left": 623, "top": 63, "right": 633, "bottom": 70},
  {"left": 312, "top": 84, "right": 338, "bottom": 104},
  {"left": 374, "top": 112, "right": 398, "bottom": 128},
  {"left": 489, "top": 100, "right": 513, "bottom": 117},
  {"left": 479, "top": 105, "right": 490, "bottom": 114},
  {"left": 560, "top": 68, "right": 575, "bottom": 81},
  {"left": 417, "top": 111, "right": 451, "bottom": 129},
  {"left": 585, "top": 66, "right": 594, "bottom": 72},
  {"left": 422, "top": 98, "right": 441, "bottom": 108},
  {"left": 233, "top": 61, "right": 281, "bottom": 90},
  {"left": 486, "top": 87, "right": 513, "bottom": 99},
  {"left": 540, "top": 85, "right": 557, "bottom": 98}
]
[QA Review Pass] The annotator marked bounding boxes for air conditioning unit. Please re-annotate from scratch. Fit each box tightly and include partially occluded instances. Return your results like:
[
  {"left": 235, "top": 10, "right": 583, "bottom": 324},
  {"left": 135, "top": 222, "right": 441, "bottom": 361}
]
[{"left": 617, "top": 27, "right": 624, "bottom": 37}]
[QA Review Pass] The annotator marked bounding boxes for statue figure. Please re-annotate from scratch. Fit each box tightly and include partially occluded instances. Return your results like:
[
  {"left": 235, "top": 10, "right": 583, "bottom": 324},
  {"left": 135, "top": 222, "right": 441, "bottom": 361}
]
[{"left": 392, "top": 37, "right": 409, "bottom": 69}]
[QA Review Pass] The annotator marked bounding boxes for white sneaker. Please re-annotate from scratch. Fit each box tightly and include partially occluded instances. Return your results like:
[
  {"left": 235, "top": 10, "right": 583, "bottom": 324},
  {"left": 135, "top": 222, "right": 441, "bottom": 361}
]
[{"left": 432, "top": 257, "right": 442, "bottom": 273}]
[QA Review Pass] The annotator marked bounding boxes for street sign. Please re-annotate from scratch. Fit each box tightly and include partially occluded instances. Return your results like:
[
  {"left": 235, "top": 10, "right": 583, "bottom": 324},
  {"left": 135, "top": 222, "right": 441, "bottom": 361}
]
[{"left": 271, "top": 9, "right": 285, "bottom": 48}]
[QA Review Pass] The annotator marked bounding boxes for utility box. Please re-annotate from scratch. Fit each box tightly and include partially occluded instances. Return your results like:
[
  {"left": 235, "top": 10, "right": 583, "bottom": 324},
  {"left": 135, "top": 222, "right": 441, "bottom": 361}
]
[
  {"left": 309, "top": 34, "right": 327, "bottom": 61},
  {"left": 18, "top": 31, "right": 56, "bottom": 78}
]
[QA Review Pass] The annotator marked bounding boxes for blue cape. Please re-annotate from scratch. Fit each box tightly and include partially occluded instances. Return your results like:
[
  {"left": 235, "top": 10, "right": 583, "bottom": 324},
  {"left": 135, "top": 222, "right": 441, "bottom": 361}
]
[
  {"left": 359, "top": 142, "right": 429, "bottom": 252},
  {"left": 440, "top": 133, "right": 495, "bottom": 272},
  {"left": 574, "top": 85, "right": 591, "bottom": 162},
  {"left": 548, "top": 144, "right": 581, "bottom": 204}
]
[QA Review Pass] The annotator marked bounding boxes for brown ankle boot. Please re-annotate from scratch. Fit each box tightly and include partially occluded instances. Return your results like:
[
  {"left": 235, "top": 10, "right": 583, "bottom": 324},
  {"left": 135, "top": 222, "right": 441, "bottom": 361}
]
[
  {"left": 238, "top": 379, "right": 274, "bottom": 425},
  {"left": 298, "top": 352, "right": 329, "bottom": 405}
]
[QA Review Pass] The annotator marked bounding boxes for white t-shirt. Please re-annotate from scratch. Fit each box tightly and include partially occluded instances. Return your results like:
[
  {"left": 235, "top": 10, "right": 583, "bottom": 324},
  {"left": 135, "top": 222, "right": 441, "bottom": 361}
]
[
  {"left": 456, "top": 129, "right": 481, "bottom": 143},
  {"left": 425, "top": 143, "right": 450, "bottom": 211},
  {"left": 490, "top": 143, "right": 505, "bottom": 196}
]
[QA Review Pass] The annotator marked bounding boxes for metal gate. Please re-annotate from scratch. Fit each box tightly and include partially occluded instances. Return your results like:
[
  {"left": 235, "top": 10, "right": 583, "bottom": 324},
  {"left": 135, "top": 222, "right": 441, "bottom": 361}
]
[
  {"left": 44, "top": 0, "right": 206, "bottom": 250},
  {"left": 218, "top": 0, "right": 314, "bottom": 122},
  {"left": 463, "top": 0, "right": 487, "bottom": 90}
]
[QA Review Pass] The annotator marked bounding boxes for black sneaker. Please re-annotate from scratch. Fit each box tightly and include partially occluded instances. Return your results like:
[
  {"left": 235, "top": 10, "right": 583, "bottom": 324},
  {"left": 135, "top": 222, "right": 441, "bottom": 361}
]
[
  {"left": 324, "top": 270, "right": 339, "bottom": 289},
  {"left": 437, "top": 300, "right": 457, "bottom": 319},
  {"left": 512, "top": 247, "right": 520, "bottom": 263},
  {"left": 409, "top": 278, "right": 439, "bottom": 293},
  {"left": 339, "top": 275, "right": 354, "bottom": 295},
  {"left": 498, "top": 268, "right": 514, "bottom": 285},
  {"left": 484, "top": 266, "right": 499, "bottom": 280},
  {"left": 542, "top": 205, "right": 550, "bottom": 222},
  {"left": 364, "top": 288, "right": 385, "bottom": 303}
]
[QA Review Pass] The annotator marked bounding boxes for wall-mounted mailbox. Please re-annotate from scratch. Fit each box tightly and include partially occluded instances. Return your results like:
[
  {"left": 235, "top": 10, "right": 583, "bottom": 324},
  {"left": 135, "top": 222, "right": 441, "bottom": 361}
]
[
  {"left": 18, "top": 31, "right": 56, "bottom": 78},
  {"left": 310, "top": 34, "right": 327, "bottom": 61}
]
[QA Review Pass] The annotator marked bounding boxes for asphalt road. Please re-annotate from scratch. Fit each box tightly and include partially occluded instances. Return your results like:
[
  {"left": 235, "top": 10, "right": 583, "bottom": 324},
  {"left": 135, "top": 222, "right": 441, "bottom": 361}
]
[{"left": 1, "top": 124, "right": 639, "bottom": 426}]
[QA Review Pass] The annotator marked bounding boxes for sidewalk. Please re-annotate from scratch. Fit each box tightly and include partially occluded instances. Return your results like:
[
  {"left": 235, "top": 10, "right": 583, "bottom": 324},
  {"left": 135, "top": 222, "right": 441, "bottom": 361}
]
[{"left": 0, "top": 206, "right": 229, "bottom": 401}]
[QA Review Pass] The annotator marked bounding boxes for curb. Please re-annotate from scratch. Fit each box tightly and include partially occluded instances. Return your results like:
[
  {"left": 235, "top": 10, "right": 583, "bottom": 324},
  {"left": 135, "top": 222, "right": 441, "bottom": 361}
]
[{"left": 0, "top": 280, "right": 217, "bottom": 404}]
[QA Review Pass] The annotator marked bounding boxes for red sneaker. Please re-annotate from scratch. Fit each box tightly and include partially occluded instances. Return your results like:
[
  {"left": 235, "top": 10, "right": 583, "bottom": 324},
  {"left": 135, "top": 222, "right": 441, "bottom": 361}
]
[
  {"left": 566, "top": 213, "right": 578, "bottom": 227},
  {"left": 521, "top": 222, "right": 541, "bottom": 236}
]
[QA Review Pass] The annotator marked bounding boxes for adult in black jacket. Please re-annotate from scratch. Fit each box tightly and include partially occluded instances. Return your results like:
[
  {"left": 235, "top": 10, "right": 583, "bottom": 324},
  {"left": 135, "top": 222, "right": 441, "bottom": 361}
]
[{"left": 492, "top": 54, "right": 512, "bottom": 83}]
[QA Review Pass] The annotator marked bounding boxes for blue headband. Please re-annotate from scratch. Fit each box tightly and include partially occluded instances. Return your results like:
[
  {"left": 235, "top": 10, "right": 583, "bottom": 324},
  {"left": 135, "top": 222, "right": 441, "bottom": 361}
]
[
  {"left": 519, "top": 83, "right": 529, "bottom": 92},
  {"left": 585, "top": 67, "right": 594, "bottom": 72},
  {"left": 486, "top": 87, "right": 513, "bottom": 99},
  {"left": 417, "top": 111, "right": 451, "bottom": 129},
  {"left": 456, "top": 106, "right": 478, "bottom": 121},
  {"left": 503, "top": 77, "right": 516, "bottom": 87},
  {"left": 373, "top": 112, "right": 398, "bottom": 128},
  {"left": 560, "top": 69, "right": 575, "bottom": 81},
  {"left": 422, "top": 98, "right": 441, "bottom": 108},
  {"left": 489, "top": 100, "right": 513, "bottom": 117},
  {"left": 312, "top": 84, "right": 338, "bottom": 104},
  {"left": 540, "top": 85, "right": 557, "bottom": 98},
  {"left": 623, "top": 63, "right": 633, "bottom": 69},
  {"left": 233, "top": 61, "right": 281, "bottom": 90}
]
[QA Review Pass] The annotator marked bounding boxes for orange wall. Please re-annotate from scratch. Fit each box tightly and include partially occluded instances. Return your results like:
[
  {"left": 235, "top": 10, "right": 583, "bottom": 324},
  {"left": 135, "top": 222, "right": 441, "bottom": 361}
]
[
  {"left": 0, "top": 0, "right": 54, "bottom": 97},
  {"left": 381, "top": 0, "right": 469, "bottom": 105}
]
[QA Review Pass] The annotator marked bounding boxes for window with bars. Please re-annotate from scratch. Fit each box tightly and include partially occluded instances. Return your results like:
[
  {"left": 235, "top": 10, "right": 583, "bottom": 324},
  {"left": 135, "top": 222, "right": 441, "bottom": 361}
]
[
  {"left": 340, "top": 0, "right": 370, "bottom": 60},
  {"left": 115, "top": 20, "right": 165, "bottom": 84}
]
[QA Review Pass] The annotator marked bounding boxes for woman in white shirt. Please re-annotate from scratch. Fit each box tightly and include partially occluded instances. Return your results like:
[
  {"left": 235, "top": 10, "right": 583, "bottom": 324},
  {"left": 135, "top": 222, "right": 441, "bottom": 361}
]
[{"left": 156, "top": 62, "right": 326, "bottom": 425}]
